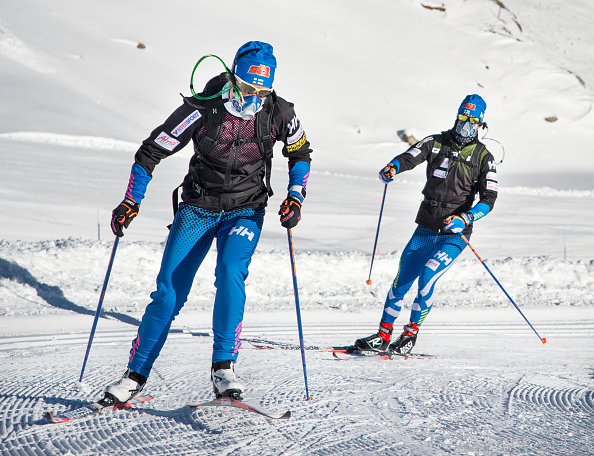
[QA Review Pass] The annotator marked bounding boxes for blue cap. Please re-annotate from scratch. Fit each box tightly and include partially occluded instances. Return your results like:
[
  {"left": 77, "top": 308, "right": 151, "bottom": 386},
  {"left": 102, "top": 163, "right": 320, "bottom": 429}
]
[
  {"left": 233, "top": 41, "right": 276, "bottom": 88},
  {"left": 458, "top": 94, "right": 486, "bottom": 121}
]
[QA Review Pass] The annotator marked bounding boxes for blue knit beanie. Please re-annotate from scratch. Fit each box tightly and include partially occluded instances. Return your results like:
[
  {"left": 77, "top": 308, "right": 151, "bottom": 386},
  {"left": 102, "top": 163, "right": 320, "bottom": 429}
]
[
  {"left": 233, "top": 41, "right": 276, "bottom": 88},
  {"left": 458, "top": 94, "right": 486, "bottom": 121}
]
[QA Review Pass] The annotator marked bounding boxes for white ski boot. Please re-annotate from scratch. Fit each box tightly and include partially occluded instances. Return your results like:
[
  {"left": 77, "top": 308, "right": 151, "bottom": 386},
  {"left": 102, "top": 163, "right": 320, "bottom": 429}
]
[
  {"left": 211, "top": 360, "right": 244, "bottom": 399},
  {"left": 103, "top": 369, "right": 146, "bottom": 405}
]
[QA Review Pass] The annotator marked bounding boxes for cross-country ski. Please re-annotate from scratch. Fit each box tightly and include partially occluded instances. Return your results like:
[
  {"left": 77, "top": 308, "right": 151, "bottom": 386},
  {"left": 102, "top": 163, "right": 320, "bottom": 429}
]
[
  {"left": 45, "top": 396, "right": 154, "bottom": 424},
  {"left": 190, "top": 397, "right": 291, "bottom": 420},
  {"left": 331, "top": 350, "right": 435, "bottom": 361}
]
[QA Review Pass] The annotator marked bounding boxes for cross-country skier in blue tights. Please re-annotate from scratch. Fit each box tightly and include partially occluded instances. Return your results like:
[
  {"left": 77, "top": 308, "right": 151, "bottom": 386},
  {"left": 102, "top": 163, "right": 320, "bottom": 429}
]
[
  {"left": 353, "top": 95, "right": 498, "bottom": 356},
  {"left": 102, "top": 41, "right": 312, "bottom": 404}
]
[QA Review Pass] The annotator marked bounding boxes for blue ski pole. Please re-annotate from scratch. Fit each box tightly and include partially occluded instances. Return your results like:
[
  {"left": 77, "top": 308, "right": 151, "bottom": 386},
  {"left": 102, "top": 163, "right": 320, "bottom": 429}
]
[
  {"left": 366, "top": 183, "right": 388, "bottom": 285},
  {"left": 287, "top": 228, "right": 312, "bottom": 401},
  {"left": 79, "top": 235, "right": 121, "bottom": 384},
  {"left": 460, "top": 234, "right": 546, "bottom": 344}
]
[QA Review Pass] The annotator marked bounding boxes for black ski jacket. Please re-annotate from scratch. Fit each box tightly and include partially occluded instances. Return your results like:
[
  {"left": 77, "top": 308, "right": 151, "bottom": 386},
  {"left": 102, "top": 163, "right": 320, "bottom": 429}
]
[
  {"left": 394, "top": 131, "right": 498, "bottom": 234},
  {"left": 133, "top": 74, "right": 312, "bottom": 212}
]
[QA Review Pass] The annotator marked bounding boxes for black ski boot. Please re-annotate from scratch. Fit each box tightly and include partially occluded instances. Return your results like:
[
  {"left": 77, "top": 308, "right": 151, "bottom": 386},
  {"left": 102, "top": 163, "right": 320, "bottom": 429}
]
[
  {"left": 387, "top": 321, "right": 420, "bottom": 356},
  {"left": 350, "top": 322, "right": 393, "bottom": 353}
]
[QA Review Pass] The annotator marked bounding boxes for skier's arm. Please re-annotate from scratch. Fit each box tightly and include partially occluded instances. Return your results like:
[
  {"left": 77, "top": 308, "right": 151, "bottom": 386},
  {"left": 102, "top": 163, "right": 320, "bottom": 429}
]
[
  {"left": 130, "top": 100, "right": 204, "bottom": 203},
  {"left": 470, "top": 150, "right": 498, "bottom": 221},
  {"left": 274, "top": 97, "right": 312, "bottom": 228},
  {"left": 287, "top": 160, "right": 310, "bottom": 202},
  {"left": 111, "top": 100, "right": 204, "bottom": 236},
  {"left": 444, "top": 151, "right": 498, "bottom": 233},
  {"left": 379, "top": 136, "right": 434, "bottom": 183},
  {"left": 277, "top": 105, "right": 312, "bottom": 203}
]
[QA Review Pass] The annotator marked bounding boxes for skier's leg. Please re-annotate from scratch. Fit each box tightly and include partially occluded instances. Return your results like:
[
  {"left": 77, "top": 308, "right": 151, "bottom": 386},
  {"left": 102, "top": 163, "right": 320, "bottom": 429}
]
[
  {"left": 389, "top": 234, "right": 467, "bottom": 355},
  {"left": 127, "top": 204, "right": 219, "bottom": 377},
  {"left": 208, "top": 208, "right": 264, "bottom": 398},
  {"left": 354, "top": 226, "right": 438, "bottom": 351},
  {"left": 211, "top": 207, "right": 264, "bottom": 363},
  {"left": 381, "top": 226, "right": 440, "bottom": 324},
  {"left": 388, "top": 234, "right": 466, "bottom": 355},
  {"left": 409, "top": 233, "right": 467, "bottom": 325}
]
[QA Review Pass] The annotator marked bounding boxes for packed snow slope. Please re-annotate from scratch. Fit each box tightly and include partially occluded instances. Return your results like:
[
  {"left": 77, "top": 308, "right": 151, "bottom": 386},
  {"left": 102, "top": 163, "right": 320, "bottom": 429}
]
[{"left": 0, "top": 0, "right": 593, "bottom": 455}]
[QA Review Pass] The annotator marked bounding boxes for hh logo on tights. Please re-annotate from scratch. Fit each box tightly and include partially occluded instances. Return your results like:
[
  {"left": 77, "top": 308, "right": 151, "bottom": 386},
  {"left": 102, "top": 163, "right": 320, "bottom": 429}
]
[{"left": 229, "top": 226, "right": 255, "bottom": 241}]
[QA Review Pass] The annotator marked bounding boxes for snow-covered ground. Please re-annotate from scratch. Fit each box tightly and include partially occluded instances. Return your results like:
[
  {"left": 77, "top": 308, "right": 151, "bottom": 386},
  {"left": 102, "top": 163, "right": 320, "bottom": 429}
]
[{"left": 1, "top": 0, "right": 593, "bottom": 455}]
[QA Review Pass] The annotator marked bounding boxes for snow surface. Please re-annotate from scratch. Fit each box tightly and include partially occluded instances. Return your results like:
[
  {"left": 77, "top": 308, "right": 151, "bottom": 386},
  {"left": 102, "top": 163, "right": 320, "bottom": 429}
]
[{"left": 0, "top": 0, "right": 593, "bottom": 455}]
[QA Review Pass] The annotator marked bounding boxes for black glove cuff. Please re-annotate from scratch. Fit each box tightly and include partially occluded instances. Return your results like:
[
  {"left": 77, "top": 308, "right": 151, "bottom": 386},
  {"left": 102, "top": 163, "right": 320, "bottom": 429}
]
[
  {"left": 285, "top": 194, "right": 302, "bottom": 208},
  {"left": 122, "top": 197, "right": 139, "bottom": 208}
]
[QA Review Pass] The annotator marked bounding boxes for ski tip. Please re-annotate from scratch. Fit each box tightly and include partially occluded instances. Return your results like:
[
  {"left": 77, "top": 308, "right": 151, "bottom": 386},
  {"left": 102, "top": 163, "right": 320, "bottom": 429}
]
[
  {"left": 247, "top": 341, "right": 273, "bottom": 350},
  {"left": 280, "top": 410, "right": 291, "bottom": 419}
]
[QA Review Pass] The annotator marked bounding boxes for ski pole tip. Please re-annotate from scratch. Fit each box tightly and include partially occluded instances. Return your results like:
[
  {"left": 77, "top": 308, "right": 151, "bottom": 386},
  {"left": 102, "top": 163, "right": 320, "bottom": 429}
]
[
  {"left": 541, "top": 338, "right": 547, "bottom": 344},
  {"left": 366, "top": 279, "right": 372, "bottom": 285},
  {"left": 75, "top": 381, "right": 92, "bottom": 393},
  {"left": 309, "top": 396, "right": 314, "bottom": 401}
]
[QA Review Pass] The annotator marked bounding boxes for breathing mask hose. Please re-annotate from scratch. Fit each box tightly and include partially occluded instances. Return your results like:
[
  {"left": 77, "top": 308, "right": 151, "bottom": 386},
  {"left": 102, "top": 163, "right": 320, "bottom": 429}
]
[{"left": 190, "top": 54, "right": 242, "bottom": 103}]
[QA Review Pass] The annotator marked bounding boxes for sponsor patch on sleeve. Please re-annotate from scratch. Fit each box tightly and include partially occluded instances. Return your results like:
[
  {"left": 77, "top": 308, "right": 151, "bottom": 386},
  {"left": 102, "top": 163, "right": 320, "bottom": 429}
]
[
  {"left": 407, "top": 147, "right": 422, "bottom": 157},
  {"left": 171, "top": 110, "right": 201, "bottom": 137},
  {"left": 486, "top": 171, "right": 498, "bottom": 181},
  {"left": 287, "top": 122, "right": 304, "bottom": 145},
  {"left": 414, "top": 136, "right": 433, "bottom": 148},
  {"left": 154, "top": 131, "right": 180, "bottom": 151},
  {"left": 286, "top": 133, "right": 307, "bottom": 153},
  {"left": 487, "top": 181, "right": 499, "bottom": 192}
]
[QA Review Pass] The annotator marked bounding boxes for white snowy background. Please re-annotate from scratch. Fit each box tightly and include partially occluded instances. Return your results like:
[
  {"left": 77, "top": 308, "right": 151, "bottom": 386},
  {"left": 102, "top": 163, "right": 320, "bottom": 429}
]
[{"left": 0, "top": 0, "right": 593, "bottom": 455}]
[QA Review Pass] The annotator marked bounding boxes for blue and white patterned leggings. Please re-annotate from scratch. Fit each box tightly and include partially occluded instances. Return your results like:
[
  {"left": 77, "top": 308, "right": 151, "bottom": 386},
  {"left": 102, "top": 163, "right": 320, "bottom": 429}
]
[
  {"left": 128, "top": 203, "right": 264, "bottom": 377},
  {"left": 381, "top": 225, "right": 467, "bottom": 326}
]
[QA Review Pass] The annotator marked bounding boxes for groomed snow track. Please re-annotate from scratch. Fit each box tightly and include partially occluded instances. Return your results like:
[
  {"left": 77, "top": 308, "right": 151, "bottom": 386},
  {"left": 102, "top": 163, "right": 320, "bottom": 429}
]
[{"left": 0, "top": 320, "right": 592, "bottom": 456}]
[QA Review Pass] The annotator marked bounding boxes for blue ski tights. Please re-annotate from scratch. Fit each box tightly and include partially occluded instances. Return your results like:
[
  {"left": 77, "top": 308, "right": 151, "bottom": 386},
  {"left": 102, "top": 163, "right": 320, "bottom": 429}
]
[
  {"left": 128, "top": 203, "right": 264, "bottom": 378},
  {"left": 381, "top": 225, "right": 467, "bottom": 326}
]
